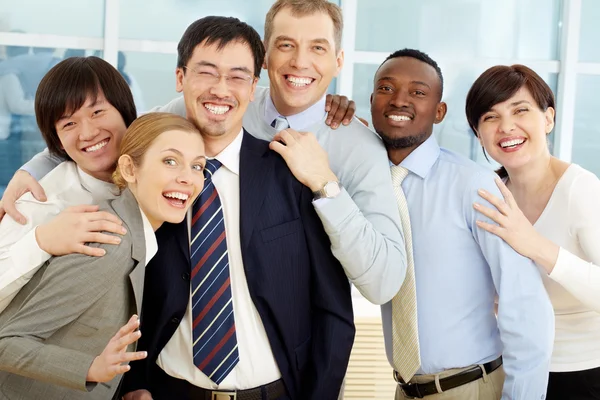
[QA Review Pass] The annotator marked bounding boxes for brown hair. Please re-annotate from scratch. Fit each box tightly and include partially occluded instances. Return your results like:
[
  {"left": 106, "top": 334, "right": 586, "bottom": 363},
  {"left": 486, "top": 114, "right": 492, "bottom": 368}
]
[
  {"left": 35, "top": 56, "right": 137, "bottom": 160},
  {"left": 465, "top": 64, "right": 556, "bottom": 178},
  {"left": 264, "top": 0, "right": 344, "bottom": 52},
  {"left": 112, "top": 112, "right": 201, "bottom": 190}
]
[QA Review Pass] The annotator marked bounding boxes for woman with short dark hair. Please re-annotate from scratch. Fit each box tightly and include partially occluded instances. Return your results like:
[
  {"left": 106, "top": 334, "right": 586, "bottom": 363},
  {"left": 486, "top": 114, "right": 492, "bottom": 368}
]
[{"left": 466, "top": 64, "right": 600, "bottom": 400}]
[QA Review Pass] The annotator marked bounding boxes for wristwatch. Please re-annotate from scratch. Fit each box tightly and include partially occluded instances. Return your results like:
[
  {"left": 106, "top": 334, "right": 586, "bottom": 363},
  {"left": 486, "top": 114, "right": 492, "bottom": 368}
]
[{"left": 313, "top": 181, "right": 342, "bottom": 200}]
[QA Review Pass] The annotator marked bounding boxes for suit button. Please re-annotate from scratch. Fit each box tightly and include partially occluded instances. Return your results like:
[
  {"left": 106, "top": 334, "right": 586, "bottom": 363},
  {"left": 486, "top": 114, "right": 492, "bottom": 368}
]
[
  {"left": 182, "top": 272, "right": 190, "bottom": 281},
  {"left": 171, "top": 317, "right": 180, "bottom": 324}
]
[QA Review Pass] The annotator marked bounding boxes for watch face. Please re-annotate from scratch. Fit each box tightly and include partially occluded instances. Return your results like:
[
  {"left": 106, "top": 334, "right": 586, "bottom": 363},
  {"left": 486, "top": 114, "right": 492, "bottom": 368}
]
[{"left": 324, "top": 181, "right": 341, "bottom": 197}]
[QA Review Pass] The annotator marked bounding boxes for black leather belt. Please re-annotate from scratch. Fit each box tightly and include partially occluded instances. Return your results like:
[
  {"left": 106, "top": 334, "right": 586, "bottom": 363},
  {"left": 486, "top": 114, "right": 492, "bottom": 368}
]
[
  {"left": 151, "top": 366, "right": 287, "bottom": 400},
  {"left": 394, "top": 356, "right": 503, "bottom": 399}
]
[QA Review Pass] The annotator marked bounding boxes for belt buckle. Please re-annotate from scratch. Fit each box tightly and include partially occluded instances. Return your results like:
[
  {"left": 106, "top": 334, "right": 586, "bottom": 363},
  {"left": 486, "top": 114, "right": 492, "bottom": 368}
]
[
  {"left": 393, "top": 371, "right": 422, "bottom": 399},
  {"left": 211, "top": 391, "right": 237, "bottom": 400}
]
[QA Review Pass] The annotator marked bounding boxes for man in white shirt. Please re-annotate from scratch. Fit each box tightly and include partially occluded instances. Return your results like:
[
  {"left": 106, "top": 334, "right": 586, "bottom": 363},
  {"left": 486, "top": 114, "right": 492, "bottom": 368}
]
[{"left": 121, "top": 16, "right": 354, "bottom": 400}]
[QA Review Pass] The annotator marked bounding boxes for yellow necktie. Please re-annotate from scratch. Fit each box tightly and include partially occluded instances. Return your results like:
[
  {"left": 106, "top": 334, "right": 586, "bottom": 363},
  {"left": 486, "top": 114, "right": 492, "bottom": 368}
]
[{"left": 390, "top": 165, "right": 421, "bottom": 382}]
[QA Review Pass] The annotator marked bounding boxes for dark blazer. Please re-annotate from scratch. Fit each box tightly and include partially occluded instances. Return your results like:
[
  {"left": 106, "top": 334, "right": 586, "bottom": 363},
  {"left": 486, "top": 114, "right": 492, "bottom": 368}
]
[{"left": 122, "top": 131, "right": 355, "bottom": 400}]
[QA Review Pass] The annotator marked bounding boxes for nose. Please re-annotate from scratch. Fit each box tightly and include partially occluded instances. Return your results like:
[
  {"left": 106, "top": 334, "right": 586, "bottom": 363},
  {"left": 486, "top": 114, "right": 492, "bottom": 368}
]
[
  {"left": 176, "top": 167, "right": 194, "bottom": 186},
  {"left": 390, "top": 88, "right": 410, "bottom": 108},
  {"left": 289, "top": 47, "right": 310, "bottom": 70},
  {"left": 498, "top": 116, "right": 516, "bottom": 134},
  {"left": 209, "top": 75, "right": 231, "bottom": 98},
  {"left": 79, "top": 119, "right": 101, "bottom": 141}
]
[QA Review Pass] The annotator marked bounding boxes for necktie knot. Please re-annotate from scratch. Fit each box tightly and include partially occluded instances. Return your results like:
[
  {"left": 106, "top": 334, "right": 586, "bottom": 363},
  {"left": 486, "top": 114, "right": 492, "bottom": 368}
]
[
  {"left": 391, "top": 165, "right": 409, "bottom": 187},
  {"left": 204, "top": 159, "right": 222, "bottom": 180},
  {"left": 271, "top": 115, "right": 289, "bottom": 131}
]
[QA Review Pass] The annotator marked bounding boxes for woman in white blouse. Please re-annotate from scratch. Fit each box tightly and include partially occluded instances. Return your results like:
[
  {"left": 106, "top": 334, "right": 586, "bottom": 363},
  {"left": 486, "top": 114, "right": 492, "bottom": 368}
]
[{"left": 465, "top": 64, "right": 600, "bottom": 400}]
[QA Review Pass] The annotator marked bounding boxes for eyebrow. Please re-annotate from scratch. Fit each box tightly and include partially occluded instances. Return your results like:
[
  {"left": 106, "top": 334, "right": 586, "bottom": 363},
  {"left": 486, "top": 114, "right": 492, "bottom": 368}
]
[
  {"left": 488, "top": 100, "right": 532, "bottom": 113},
  {"left": 193, "top": 61, "right": 252, "bottom": 75},
  {"left": 58, "top": 99, "right": 106, "bottom": 121},
  {"left": 274, "top": 35, "right": 331, "bottom": 47},
  {"left": 162, "top": 148, "right": 206, "bottom": 161},
  {"left": 376, "top": 77, "right": 432, "bottom": 89}
]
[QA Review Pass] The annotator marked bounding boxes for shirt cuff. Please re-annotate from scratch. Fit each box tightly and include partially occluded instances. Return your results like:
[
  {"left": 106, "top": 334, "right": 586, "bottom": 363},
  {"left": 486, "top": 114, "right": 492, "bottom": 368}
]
[
  {"left": 312, "top": 189, "right": 357, "bottom": 229},
  {"left": 548, "top": 247, "right": 572, "bottom": 283},
  {"left": 10, "top": 228, "right": 52, "bottom": 274}
]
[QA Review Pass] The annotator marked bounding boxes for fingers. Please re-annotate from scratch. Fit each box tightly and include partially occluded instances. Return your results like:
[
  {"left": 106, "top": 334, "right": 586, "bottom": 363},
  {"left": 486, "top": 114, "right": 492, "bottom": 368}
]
[
  {"left": 473, "top": 202, "right": 507, "bottom": 226},
  {"left": 86, "top": 211, "right": 124, "bottom": 226},
  {"left": 274, "top": 129, "right": 296, "bottom": 146},
  {"left": 475, "top": 220, "right": 505, "bottom": 239},
  {"left": 269, "top": 141, "right": 288, "bottom": 157},
  {"left": 325, "top": 93, "right": 333, "bottom": 112},
  {"left": 28, "top": 178, "right": 47, "bottom": 202},
  {"left": 115, "top": 350, "right": 147, "bottom": 364},
  {"left": 329, "top": 96, "right": 349, "bottom": 129},
  {"left": 88, "top": 220, "right": 127, "bottom": 235},
  {"left": 3, "top": 197, "right": 27, "bottom": 225},
  {"left": 75, "top": 243, "right": 107, "bottom": 257},
  {"left": 85, "top": 232, "right": 122, "bottom": 245},
  {"left": 325, "top": 94, "right": 340, "bottom": 126},
  {"left": 494, "top": 178, "right": 516, "bottom": 206},
  {"left": 65, "top": 204, "right": 100, "bottom": 214},
  {"left": 342, "top": 99, "right": 356, "bottom": 126},
  {"left": 115, "top": 330, "right": 142, "bottom": 351},
  {"left": 477, "top": 189, "right": 509, "bottom": 215},
  {"left": 112, "top": 315, "right": 140, "bottom": 342}
]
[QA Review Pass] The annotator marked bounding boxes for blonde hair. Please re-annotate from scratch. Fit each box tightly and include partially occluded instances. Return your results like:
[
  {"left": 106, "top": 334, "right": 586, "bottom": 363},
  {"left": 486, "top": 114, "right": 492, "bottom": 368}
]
[
  {"left": 112, "top": 112, "right": 201, "bottom": 190},
  {"left": 264, "top": 0, "right": 344, "bottom": 52}
]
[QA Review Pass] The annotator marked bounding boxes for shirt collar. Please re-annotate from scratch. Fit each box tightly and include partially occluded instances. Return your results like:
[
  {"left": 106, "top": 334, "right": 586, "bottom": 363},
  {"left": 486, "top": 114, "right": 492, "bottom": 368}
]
[
  {"left": 76, "top": 166, "right": 119, "bottom": 199},
  {"left": 212, "top": 128, "right": 243, "bottom": 176},
  {"left": 263, "top": 92, "right": 327, "bottom": 131},
  {"left": 138, "top": 205, "right": 158, "bottom": 264},
  {"left": 394, "top": 134, "right": 441, "bottom": 179}
]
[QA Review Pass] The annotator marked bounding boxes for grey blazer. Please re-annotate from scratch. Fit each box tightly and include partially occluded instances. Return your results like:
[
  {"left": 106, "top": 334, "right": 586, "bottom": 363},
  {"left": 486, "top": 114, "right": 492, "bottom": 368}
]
[{"left": 0, "top": 188, "right": 147, "bottom": 400}]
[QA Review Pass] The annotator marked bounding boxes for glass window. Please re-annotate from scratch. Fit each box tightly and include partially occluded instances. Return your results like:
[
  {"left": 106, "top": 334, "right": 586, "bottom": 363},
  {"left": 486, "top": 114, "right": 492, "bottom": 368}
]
[
  {"left": 352, "top": 62, "right": 557, "bottom": 167},
  {"left": 572, "top": 75, "right": 600, "bottom": 175},
  {"left": 579, "top": 0, "right": 600, "bottom": 62},
  {"left": 0, "top": 48, "right": 97, "bottom": 195},
  {"left": 355, "top": 0, "right": 561, "bottom": 61},
  {"left": 0, "top": 0, "right": 104, "bottom": 37}
]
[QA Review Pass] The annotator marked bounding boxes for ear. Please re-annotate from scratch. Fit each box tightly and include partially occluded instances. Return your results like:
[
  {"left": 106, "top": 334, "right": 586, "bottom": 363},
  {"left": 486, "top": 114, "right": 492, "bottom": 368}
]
[
  {"left": 545, "top": 106, "right": 555, "bottom": 134},
  {"left": 118, "top": 154, "right": 137, "bottom": 185},
  {"left": 334, "top": 49, "right": 344, "bottom": 77},
  {"left": 434, "top": 102, "right": 448, "bottom": 125},
  {"left": 262, "top": 40, "right": 268, "bottom": 70},
  {"left": 249, "top": 77, "right": 258, "bottom": 102},
  {"left": 370, "top": 93, "right": 373, "bottom": 105},
  {"left": 175, "top": 67, "right": 185, "bottom": 93}
]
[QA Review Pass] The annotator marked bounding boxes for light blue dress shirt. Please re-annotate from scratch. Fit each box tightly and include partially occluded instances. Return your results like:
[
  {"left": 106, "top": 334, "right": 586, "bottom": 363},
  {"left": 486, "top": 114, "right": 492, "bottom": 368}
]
[{"left": 382, "top": 135, "right": 554, "bottom": 399}]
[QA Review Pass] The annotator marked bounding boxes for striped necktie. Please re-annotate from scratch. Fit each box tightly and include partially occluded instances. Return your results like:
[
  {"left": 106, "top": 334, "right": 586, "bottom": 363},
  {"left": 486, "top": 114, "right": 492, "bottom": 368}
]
[
  {"left": 390, "top": 165, "right": 421, "bottom": 382},
  {"left": 190, "top": 158, "right": 239, "bottom": 384},
  {"left": 271, "top": 115, "right": 289, "bottom": 131}
]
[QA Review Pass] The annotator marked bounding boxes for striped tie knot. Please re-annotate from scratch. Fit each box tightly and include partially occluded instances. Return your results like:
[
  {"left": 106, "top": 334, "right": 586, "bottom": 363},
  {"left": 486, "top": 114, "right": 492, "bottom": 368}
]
[{"left": 204, "top": 159, "right": 222, "bottom": 180}]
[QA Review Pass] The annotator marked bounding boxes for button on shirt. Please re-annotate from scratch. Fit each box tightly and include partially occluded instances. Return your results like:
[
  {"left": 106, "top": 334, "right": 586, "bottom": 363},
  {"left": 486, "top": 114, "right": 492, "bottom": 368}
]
[
  {"left": 157, "top": 130, "right": 281, "bottom": 390},
  {"left": 381, "top": 135, "right": 554, "bottom": 399}
]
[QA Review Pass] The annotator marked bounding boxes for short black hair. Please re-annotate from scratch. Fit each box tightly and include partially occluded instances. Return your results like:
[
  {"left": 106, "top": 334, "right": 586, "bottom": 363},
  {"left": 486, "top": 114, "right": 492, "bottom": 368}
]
[
  {"left": 35, "top": 56, "right": 137, "bottom": 160},
  {"left": 177, "top": 16, "right": 265, "bottom": 79},
  {"left": 380, "top": 48, "right": 444, "bottom": 99}
]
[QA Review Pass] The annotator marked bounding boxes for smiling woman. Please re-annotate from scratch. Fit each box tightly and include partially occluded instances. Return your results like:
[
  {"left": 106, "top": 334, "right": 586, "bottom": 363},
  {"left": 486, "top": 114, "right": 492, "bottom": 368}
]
[{"left": 466, "top": 65, "right": 600, "bottom": 400}]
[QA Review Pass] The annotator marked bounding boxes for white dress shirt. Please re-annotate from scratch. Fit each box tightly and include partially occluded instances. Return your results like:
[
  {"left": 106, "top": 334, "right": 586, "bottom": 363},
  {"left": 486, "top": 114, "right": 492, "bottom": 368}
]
[
  {"left": 157, "top": 130, "right": 281, "bottom": 390},
  {"left": 0, "top": 161, "right": 119, "bottom": 312}
]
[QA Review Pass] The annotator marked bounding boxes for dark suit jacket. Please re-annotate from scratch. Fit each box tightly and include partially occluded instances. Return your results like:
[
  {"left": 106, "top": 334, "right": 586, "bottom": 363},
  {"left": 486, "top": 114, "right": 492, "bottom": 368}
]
[{"left": 122, "top": 131, "right": 354, "bottom": 400}]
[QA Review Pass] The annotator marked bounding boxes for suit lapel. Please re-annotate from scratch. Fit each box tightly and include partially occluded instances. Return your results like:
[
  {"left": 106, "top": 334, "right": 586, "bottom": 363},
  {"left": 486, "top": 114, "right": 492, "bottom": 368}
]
[
  {"left": 110, "top": 188, "right": 148, "bottom": 316},
  {"left": 239, "top": 130, "right": 274, "bottom": 252}
]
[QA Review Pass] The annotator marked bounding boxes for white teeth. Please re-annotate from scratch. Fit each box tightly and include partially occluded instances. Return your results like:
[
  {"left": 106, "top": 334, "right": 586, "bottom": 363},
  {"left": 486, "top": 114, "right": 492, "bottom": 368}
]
[
  {"left": 287, "top": 76, "right": 313, "bottom": 86},
  {"left": 84, "top": 139, "right": 108, "bottom": 152},
  {"left": 500, "top": 139, "right": 525, "bottom": 148},
  {"left": 388, "top": 115, "right": 412, "bottom": 122},
  {"left": 164, "top": 192, "right": 189, "bottom": 201},
  {"left": 204, "top": 104, "right": 230, "bottom": 115}
]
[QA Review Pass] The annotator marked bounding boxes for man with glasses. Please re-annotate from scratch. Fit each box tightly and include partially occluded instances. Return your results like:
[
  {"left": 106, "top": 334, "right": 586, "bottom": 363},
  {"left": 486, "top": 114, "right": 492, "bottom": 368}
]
[{"left": 117, "top": 16, "right": 354, "bottom": 400}]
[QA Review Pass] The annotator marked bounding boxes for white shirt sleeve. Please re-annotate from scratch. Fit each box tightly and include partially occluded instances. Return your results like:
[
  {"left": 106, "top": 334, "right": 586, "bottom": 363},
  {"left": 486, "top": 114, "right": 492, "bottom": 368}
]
[
  {"left": 548, "top": 170, "right": 600, "bottom": 312},
  {"left": 0, "top": 195, "right": 61, "bottom": 313}
]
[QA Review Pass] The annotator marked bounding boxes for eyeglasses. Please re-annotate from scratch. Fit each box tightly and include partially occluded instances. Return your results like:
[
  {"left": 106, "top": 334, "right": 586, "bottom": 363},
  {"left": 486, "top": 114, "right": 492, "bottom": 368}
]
[{"left": 184, "top": 66, "right": 254, "bottom": 88}]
